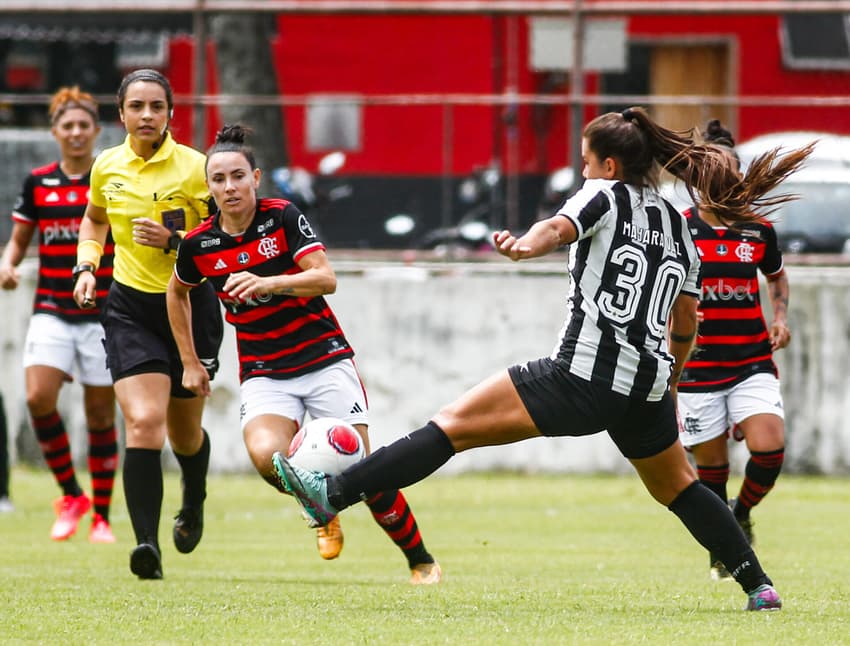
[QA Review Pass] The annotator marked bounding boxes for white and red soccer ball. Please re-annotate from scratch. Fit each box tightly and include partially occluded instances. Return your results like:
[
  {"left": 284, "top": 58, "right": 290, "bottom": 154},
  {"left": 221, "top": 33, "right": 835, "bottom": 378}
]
[{"left": 287, "top": 417, "right": 365, "bottom": 475}]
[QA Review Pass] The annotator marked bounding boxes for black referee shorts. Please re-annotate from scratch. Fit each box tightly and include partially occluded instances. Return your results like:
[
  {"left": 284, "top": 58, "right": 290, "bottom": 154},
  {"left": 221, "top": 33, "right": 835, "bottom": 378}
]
[
  {"left": 101, "top": 280, "right": 223, "bottom": 398},
  {"left": 508, "top": 357, "right": 678, "bottom": 460}
]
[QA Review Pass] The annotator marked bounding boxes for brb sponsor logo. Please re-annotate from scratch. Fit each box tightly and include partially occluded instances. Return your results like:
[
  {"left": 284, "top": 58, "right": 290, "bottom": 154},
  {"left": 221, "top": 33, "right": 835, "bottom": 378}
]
[
  {"left": 42, "top": 218, "right": 81, "bottom": 245},
  {"left": 702, "top": 279, "right": 754, "bottom": 302}
]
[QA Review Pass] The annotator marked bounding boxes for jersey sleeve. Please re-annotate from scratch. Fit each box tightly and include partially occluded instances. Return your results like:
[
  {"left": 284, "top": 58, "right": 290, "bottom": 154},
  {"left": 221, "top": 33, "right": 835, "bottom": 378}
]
[
  {"left": 187, "top": 155, "right": 212, "bottom": 224},
  {"left": 10, "top": 174, "right": 36, "bottom": 224},
  {"left": 680, "top": 220, "right": 702, "bottom": 298},
  {"left": 556, "top": 179, "right": 614, "bottom": 241},
  {"left": 173, "top": 238, "right": 205, "bottom": 286},
  {"left": 759, "top": 224, "right": 784, "bottom": 277},
  {"left": 88, "top": 157, "right": 107, "bottom": 208},
  {"left": 282, "top": 202, "right": 326, "bottom": 262}
]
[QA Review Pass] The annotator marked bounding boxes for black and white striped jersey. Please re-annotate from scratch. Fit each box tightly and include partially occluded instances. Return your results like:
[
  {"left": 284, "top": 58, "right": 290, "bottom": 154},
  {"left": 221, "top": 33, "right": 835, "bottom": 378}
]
[{"left": 553, "top": 179, "right": 701, "bottom": 401}]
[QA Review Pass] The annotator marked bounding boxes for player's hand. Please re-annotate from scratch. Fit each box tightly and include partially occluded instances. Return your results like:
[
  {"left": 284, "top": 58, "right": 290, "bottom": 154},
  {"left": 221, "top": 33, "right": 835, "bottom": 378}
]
[
  {"left": 224, "top": 271, "right": 270, "bottom": 302},
  {"left": 769, "top": 320, "right": 791, "bottom": 351},
  {"left": 0, "top": 264, "right": 19, "bottom": 290},
  {"left": 132, "top": 217, "right": 170, "bottom": 249},
  {"left": 493, "top": 229, "right": 532, "bottom": 261},
  {"left": 182, "top": 361, "right": 211, "bottom": 398},
  {"left": 73, "top": 272, "right": 97, "bottom": 309}
]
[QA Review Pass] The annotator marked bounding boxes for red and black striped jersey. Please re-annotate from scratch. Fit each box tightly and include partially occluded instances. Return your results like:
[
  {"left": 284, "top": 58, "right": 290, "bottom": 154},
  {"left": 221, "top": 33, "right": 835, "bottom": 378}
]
[
  {"left": 678, "top": 208, "right": 781, "bottom": 392},
  {"left": 174, "top": 198, "right": 354, "bottom": 383},
  {"left": 11, "top": 161, "right": 114, "bottom": 322}
]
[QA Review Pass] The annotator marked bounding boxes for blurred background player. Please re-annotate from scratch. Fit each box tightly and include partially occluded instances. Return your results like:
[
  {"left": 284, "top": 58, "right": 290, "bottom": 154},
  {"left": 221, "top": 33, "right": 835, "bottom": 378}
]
[
  {"left": 0, "top": 87, "right": 117, "bottom": 541},
  {"left": 676, "top": 119, "right": 792, "bottom": 580},
  {"left": 0, "top": 393, "right": 11, "bottom": 512},
  {"left": 273, "top": 108, "right": 812, "bottom": 611},
  {"left": 167, "top": 124, "right": 440, "bottom": 584},
  {"left": 73, "top": 69, "right": 223, "bottom": 579}
]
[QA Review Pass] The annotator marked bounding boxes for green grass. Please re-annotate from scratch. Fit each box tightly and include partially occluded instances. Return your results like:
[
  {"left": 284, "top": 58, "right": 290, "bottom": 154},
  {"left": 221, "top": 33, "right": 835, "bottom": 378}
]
[{"left": 1, "top": 468, "right": 849, "bottom": 645}]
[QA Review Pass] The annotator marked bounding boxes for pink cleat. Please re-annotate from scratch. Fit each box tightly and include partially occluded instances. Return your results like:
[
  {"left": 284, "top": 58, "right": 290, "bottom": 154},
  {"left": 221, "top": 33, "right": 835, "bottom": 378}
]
[
  {"left": 89, "top": 513, "right": 117, "bottom": 544},
  {"left": 51, "top": 494, "right": 92, "bottom": 541}
]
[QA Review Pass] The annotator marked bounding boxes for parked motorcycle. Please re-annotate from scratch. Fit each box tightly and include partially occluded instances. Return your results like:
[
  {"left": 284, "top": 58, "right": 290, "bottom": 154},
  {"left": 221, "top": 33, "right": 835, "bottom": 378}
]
[
  {"left": 271, "top": 151, "right": 352, "bottom": 237},
  {"left": 383, "top": 164, "right": 501, "bottom": 255}
]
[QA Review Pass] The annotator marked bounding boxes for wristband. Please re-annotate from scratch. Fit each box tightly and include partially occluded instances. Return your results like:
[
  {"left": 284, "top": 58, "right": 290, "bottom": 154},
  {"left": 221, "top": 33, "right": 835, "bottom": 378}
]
[
  {"left": 76, "top": 239, "right": 104, "bottom": 269},
  {"left": 165, "top": 231, "right": 182, "bottom": 253}
]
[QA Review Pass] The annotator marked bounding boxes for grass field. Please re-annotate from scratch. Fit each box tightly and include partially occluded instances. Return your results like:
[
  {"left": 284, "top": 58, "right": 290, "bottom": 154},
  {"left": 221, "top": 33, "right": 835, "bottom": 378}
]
[{"left": 1, "top": 467, "right": 848, "bottom": 645}]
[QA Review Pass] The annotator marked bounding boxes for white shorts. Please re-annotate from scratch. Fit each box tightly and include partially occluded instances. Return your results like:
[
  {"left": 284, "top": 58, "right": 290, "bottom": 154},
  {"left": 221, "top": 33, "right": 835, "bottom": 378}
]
[
  {"left": 23, "top": 313, "right": 112, "bottom": 387},
  {"left": 239, "top": 359, "right": 369, "bottom": 430},
  {"left": 678, "top": 372, "right": 784, "bottom": 448}
]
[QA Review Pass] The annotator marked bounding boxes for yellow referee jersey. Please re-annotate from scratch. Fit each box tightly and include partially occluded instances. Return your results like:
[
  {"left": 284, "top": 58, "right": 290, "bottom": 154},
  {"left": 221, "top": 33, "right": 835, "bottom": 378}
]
[{"left": 89, "top": 133, "right": 210, "bottom": 293}]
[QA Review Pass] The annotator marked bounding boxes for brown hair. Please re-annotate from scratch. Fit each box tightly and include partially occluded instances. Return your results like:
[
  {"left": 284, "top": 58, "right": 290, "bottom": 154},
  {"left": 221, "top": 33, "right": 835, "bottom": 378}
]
[
  {"left": 206, "top": 123, "right": 257, "bottom": 174},
  {"left": 584, "top": 107, "right": 813, "bottom": 225},
  {"left": 48, "top": 86, "right": 98, "bottom": 125}
]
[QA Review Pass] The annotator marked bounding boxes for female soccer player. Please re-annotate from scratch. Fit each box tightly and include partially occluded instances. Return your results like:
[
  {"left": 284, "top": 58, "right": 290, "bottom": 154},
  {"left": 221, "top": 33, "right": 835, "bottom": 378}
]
[
  {"left": 677, "top": 119, "right": 792, "bottom": 580},
  {"left": 166, "top": 124, "right": 440, "bottom": 584},
  {"left": 73, "top": 69, "right": 223, "bottom": 579},
  {"left": 273, "top": 108, "right": 813, "bottom": 611},
  {"left": 0, "top": 87, "right": 117, "bottom": 542}
]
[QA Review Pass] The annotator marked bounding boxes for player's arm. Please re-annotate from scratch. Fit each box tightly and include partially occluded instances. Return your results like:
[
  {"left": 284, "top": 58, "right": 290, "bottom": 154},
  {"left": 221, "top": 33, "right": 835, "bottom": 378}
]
[
  {"left": 765, "top": 268, "right": 790, "bottom": 351},
  {"left": 223, "top": 249, "right": 337, "bottom": 301},
  {"left": 0, "top": 221, "right": 36, "bottom": 290},
  {"left": 493, "top": 215, "right": 577, "bottom": 261},
  {"left": 166, "top": 273, "right": 210, "bottom": 397},
  {"left": 73, "top": 203, "right": 111, "bottom": 308},
  {"left": 667, "top": 292, "right": 699, "bottom": 400}
]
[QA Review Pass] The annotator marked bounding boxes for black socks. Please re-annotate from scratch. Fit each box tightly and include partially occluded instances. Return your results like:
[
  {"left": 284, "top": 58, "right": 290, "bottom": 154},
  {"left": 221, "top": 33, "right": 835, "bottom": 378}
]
[{"left": 329, "top": 421, "right": 455, "bottom": 510}]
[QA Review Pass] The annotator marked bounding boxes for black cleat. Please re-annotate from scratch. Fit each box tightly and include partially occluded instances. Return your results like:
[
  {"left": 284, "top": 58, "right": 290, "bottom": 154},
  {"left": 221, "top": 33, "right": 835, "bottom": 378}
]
[
  {"left": 173, "top": 506, "right": 204, "bottom": 554},
  {"left": 130, "top": 543, "right": 163, "bottom": 580}
]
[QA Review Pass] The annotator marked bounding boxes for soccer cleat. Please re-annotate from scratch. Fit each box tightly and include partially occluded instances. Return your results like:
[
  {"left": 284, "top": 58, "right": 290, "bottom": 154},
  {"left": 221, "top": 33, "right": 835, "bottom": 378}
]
[
  {"left": 316, "top": 516, "right": 344, "bottom": 560},
  {"left": 410, "top": 561, "right": 442, "bottom": 585},
  {"left": 130, "top": 543, "right": 163, "bottom": 580},
  {"left": 173, "top": 505, "right": 204, "bottom": 554},
  {"left": 89, "top": 513, "right": 117, "bottom": 544},
  {"left": 271, "top": 451, "right": 337, "bottom": 528},
  {"left": 745, "top": 584, "right": 782, "bottom": 611},
  {"left": 709, "top": 553, "right": 733, "bottom": 581},
  {"left": 50, "top": 493, "right": 92, "bottom": 541},
  {"left": 0, "top": 496, "right": 14, "bottom": 513}
]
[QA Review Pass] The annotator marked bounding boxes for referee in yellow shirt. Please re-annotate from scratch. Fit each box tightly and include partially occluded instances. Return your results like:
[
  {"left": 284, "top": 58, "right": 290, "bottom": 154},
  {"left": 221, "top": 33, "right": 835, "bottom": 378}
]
[{"left": 73, "top": 69, "right": 223, "bottom": 580}]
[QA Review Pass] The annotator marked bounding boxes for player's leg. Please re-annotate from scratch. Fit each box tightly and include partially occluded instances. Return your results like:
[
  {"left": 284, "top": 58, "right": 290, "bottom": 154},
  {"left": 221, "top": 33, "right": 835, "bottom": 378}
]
[
  {"left": 274, "top": 368, "right": 539, "bottom": 525},
  {"left": 623, "top": 397, "right": 780, "bottom": 610},
  {"left": 727, "top": 374, "right": 785, "bottom": 546},
  {"left": 78, "top": 321, "right": 118, "bottom": 543},
  {"left": 24, "top": 316, "right": 88, "bottom": 533},
  {"left": 166, "top": 394, "right": 209, "bottom": 555},
  {"left": 82, "top": 384, "right": 118, "bottom": 543},
  {"left": 677, "top": 389, "right": 734, "bottom": 578}
]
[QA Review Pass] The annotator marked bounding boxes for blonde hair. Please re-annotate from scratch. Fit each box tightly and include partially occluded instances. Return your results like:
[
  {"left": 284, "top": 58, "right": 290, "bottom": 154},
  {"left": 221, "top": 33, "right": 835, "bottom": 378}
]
[{"left": 48, "top": 86, "right": 99, "bottom": 125}]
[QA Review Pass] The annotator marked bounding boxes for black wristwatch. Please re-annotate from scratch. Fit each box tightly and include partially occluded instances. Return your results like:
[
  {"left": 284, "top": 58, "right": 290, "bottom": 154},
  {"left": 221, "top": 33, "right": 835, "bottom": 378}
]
[
  {"left": 165, "top": 231, "right": 182, "bottom": 253},
  {"left": 72, "top": 262, "right": 96, "bottom": 284}
]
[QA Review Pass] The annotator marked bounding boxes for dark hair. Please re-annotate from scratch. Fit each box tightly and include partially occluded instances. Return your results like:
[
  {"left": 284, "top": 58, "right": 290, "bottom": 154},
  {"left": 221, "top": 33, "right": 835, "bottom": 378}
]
[
  {"left": 584, "top": 107, "right": 813, "bottom": 224},
  {"left": 702, "top": 119, "right": 735, "bottom": 148},
  {"left": 205, "top": 123, "right": 257, "bottom": 173},
  {"left": 701, "top": 118, "right": 740, "bottom": 167},
  {"left": 49, "top": 86, "right": 98, "bottom": 125},
  {"left": 117, "top": 68, "right": 173, "bottom": 112}
]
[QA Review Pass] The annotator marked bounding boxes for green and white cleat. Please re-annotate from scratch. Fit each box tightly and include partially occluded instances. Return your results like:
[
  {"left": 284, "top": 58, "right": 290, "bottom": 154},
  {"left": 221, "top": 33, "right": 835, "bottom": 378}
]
[{"left": 272, "top": 452, "right": 338, "bottom": 528}]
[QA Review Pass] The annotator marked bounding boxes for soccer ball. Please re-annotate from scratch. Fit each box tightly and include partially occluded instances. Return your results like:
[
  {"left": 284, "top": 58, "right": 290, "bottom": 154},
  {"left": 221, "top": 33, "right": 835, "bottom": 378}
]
[{"left": 287, "top": 417, "right": 365, "bottom": 475}]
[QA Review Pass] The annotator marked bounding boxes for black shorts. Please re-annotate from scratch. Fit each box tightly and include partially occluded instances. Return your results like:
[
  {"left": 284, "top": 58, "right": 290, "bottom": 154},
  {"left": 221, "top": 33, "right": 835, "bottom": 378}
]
[
  {"left": 101, "top": 280, "right": 223, "bottom": 398},
  {"left": 508, "top": 357, "right": 678, "bottom": 459}
]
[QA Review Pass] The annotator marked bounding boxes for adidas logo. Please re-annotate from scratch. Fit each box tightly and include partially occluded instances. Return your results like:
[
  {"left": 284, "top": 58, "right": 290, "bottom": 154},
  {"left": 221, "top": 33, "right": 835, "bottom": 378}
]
[
  {"left": 214, "top": 258, "right": 227, "bottom": 270},
  {"left": 350, "top": 402, "right": 364, "bottom": 414},
  {"left": 45, "top": 191, "right": 60, "bottom": 203}
]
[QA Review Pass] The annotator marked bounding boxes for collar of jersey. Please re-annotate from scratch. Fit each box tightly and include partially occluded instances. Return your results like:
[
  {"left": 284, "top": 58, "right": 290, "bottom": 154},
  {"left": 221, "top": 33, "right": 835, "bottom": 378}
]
[{"left": 119, "top": 131, "right": 176, "bottom": 164}]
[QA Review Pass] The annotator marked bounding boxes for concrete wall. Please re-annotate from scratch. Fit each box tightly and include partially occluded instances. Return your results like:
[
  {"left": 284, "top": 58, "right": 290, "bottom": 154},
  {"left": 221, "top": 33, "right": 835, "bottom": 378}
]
[{"left": 2, "top": 258, "right": 849, "bottom": 475}]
